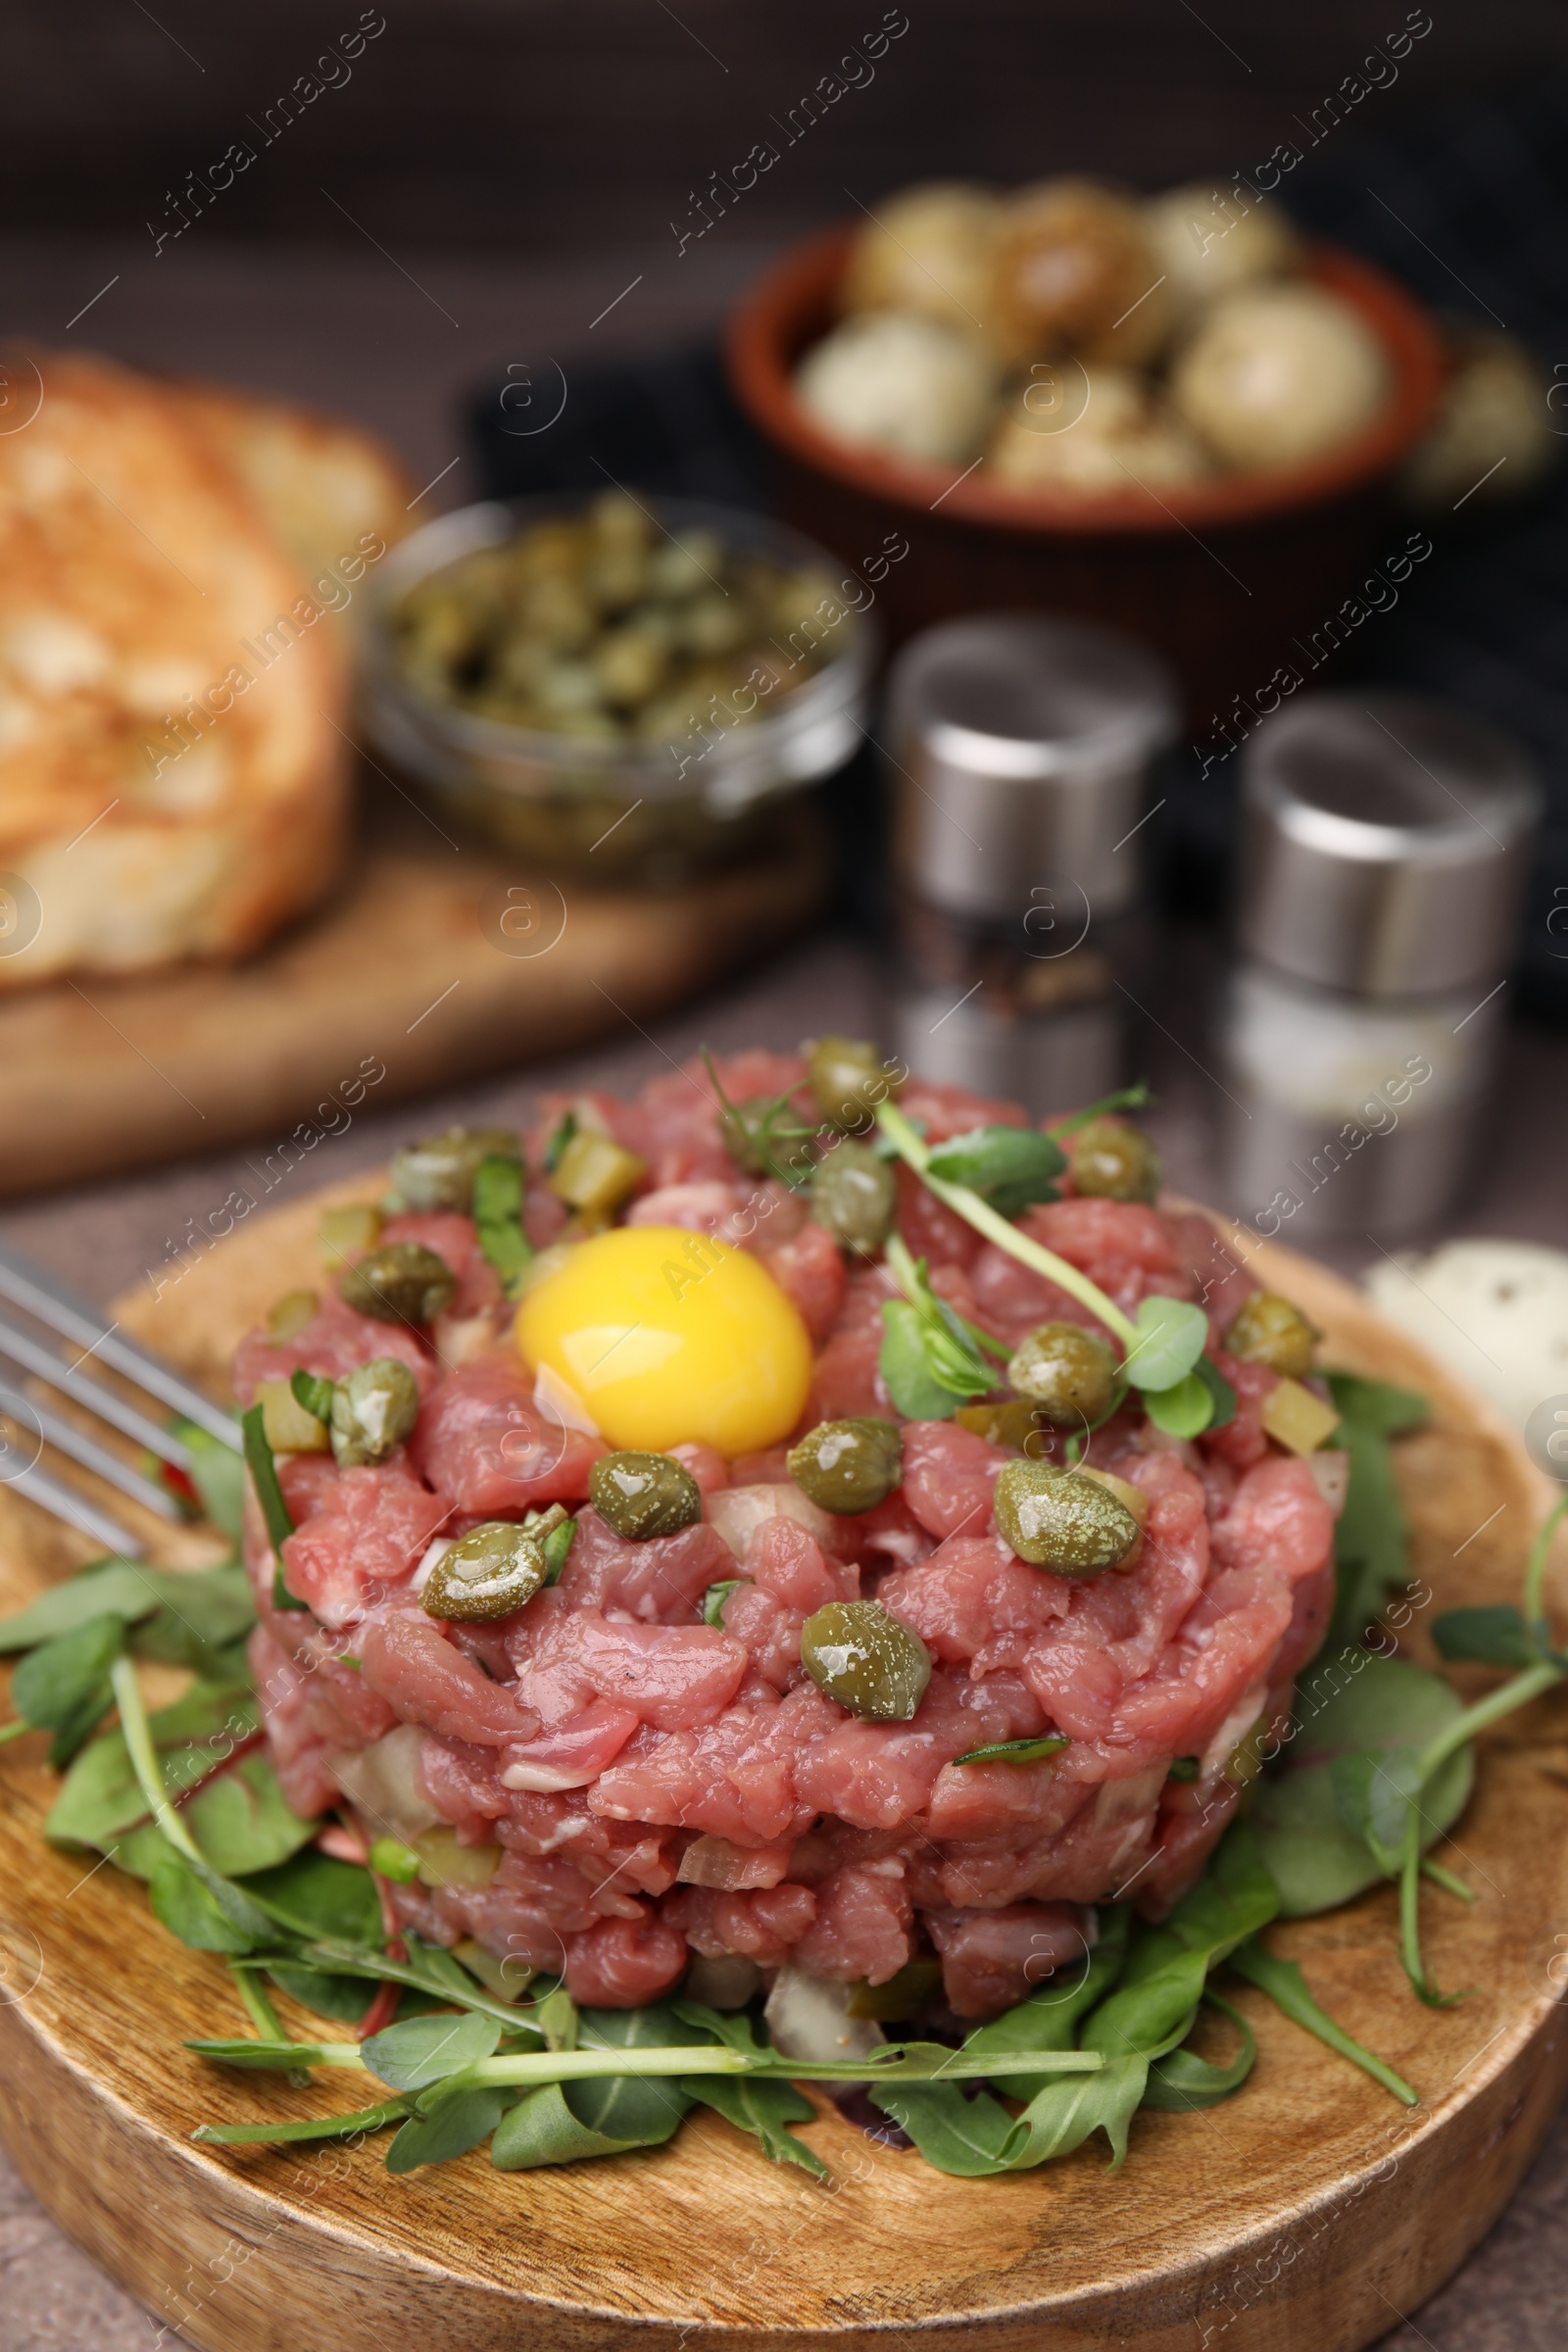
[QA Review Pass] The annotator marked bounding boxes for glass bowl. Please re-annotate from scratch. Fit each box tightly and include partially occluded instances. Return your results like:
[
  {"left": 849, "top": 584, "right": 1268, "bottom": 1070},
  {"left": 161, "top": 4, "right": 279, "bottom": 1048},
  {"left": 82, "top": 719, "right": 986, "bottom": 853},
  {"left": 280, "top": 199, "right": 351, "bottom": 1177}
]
[{"left": 360, "top": 493, "right": 874, "bottom": 886}]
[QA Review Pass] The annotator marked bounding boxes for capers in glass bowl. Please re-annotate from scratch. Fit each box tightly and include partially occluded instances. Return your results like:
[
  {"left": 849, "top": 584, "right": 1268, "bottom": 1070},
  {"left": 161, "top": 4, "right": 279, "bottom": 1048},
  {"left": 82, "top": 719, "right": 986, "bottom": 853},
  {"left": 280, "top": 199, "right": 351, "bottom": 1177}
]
[
  {"left": 788, "top": 1418, "right": 903, "bottom": 1514},
  {"left": 389, "top": 1126, "right": 519, "bottom": 1213},
  {"left": 589, "top": 1449, "right": 704, "bottom": 1541},
  {"left": 330, "top": 1356, "right": 420, "bottom": 1468},
  {"left": 811, "top": 1139, "right": 897, "bottom": 1255},
  {"left": 1224, "top": 1291, "right": 1319, "bottom": 1379},
  {"left": 993, "top": 1461, "right": 1141, "bottom": 1576},
  {"left": 1068, "top": 1117, "right": 1162, "bottom": 1203},
  {"left": 1007, "top": 1322, "right": 1118, "bottom": 1428},
  {"left": 807, "top": 1035, "right": 903, "bottom": 1131},
  {"left": 801, "top": 1600, "right": 931, "bottom": 1721},
  {"left": 339, "top": 1241, "right": 456, "bottom": 1326},
  {"left": 421, "top": 1511, "right": 565, "bottom": 1621}
]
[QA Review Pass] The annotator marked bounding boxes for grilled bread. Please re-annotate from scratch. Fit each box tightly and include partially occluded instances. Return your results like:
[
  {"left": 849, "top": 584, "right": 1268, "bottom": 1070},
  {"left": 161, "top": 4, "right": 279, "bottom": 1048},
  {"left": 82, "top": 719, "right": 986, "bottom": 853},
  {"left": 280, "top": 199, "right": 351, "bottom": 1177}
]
[{"left": 0, "top": 351, "right": 408, "bottom": 989}]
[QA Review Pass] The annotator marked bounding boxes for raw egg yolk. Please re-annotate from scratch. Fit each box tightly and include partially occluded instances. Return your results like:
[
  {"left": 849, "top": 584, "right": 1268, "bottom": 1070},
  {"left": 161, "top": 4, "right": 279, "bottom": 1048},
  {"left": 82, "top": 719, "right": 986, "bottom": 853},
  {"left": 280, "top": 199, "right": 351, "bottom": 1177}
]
[{"left": 514, "top": 1224, "right": 813, "bottom": 1456}]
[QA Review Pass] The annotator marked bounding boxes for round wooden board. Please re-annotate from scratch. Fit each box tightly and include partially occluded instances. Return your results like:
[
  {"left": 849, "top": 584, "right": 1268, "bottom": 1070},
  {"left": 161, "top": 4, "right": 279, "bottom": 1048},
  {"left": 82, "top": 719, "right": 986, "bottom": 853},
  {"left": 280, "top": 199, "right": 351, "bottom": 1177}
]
[{"left": 2, "top": 1202, "right": 1567, "bottom": 2352}]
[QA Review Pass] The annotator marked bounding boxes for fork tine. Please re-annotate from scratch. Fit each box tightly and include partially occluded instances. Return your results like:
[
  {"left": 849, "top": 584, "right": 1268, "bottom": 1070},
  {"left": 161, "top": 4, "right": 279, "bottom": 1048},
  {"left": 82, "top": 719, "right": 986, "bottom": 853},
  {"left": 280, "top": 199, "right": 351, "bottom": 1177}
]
[
  {"left": 0, "top": 1318, "right": 195, "bottom": 1468},
  {"left": 1, "top": 1452, "right": 145, "bottom": 1559},
  {"left": 0, "top": 1242, "right": 241, "bottom": 1451},
  {"left": 0, "top": 1374, "right": 180, "bottom": 1523}
]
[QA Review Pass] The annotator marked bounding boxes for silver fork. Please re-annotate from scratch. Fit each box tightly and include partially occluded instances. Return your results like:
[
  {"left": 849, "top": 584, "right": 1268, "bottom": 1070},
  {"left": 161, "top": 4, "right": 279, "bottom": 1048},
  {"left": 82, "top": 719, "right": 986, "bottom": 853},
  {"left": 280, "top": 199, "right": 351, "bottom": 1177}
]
[{"left": 0, "top": 1241, "right": 241, "bottom": 1560}]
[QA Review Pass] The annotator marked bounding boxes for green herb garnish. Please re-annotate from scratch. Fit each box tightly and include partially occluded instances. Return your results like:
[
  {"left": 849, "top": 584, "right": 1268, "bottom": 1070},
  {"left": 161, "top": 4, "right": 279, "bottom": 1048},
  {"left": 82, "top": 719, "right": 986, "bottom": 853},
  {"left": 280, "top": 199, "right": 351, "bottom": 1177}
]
[{"left": 473, "top": 1152, "right": 533, "bottom": 1295}]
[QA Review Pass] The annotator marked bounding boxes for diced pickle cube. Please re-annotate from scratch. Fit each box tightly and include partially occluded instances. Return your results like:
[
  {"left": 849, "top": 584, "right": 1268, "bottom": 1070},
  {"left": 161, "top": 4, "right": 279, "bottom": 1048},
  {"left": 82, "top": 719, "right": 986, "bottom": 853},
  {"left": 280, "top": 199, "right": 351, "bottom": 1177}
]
[
  {"left": 549, "top": 1129, "right": 647, "bottom": 1216},
  {"left": 318, "top": 1202, "right": 382, "bottom": 1269},
  {"left": 1258, "top": 1376, "right": 1341, "bottom": 1456},
  {"left": 253, "top": 1377, "right": 331, "bottom": 1455},
  {"left": 266, "top": 1288, "right": 318, "bottom": 1343}
]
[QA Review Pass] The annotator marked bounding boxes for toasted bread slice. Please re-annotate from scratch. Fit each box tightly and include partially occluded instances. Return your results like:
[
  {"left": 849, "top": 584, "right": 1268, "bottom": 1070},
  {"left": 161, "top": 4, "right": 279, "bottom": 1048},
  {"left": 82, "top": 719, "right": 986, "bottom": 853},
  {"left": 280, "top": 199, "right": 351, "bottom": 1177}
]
[
  {"left": 0, "top": 352, "right": 352, "bottom": 989},
  {"left": 175, "top": 381, "right": 414, "bottom": 600}
]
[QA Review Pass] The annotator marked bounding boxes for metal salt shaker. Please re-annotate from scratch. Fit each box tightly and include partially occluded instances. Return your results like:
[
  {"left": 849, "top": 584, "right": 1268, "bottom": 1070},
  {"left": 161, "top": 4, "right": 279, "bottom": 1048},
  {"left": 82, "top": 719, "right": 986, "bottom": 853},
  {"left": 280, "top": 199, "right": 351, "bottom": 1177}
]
[
  {"left": 883, "top": 614, "right": 1178, "bottom": 1112},
  {"left": 1219, "top": 690, "right": 1541, "bottom": 1240}
]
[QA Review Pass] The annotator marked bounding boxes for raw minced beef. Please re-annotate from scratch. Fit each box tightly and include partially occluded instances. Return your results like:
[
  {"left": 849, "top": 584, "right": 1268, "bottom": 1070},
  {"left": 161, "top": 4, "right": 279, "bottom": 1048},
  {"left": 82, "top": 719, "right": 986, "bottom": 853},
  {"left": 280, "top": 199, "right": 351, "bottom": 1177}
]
[{"left": 238, "top": 1052, "right": 1335, "bottom": 2021}]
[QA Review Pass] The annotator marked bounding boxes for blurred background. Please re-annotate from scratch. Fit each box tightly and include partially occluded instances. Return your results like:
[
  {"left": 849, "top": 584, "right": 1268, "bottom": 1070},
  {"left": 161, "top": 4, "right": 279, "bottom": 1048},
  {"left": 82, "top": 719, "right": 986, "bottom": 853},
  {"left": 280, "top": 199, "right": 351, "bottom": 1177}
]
[{"left": 4, "top": 9, "right": 1568, "bottom": 2346}]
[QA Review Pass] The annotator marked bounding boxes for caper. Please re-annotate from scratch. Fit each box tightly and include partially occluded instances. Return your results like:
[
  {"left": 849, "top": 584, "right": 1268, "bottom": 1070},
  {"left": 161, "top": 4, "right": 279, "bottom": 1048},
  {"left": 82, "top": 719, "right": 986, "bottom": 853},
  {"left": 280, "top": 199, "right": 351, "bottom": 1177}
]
[
  {"left": 1068, "top": 1117, "right": 1163, "bottom": 1203},
  {"left": 993, "top": 1461, "right": 1141, "bottom": 1576},
  {"left": 339, "top": 1241, "right": 455, "bottom": 1327},
  {"left": 800, "top": 1600, "right": 931, "bottom": 1722},
  {"left": 422, "top": 1510, "right": 565, "bottom": 1622},
  {"left": 811, "top": 1140, "right": 897, "bottom": 1255},
  {"left": 955, "top": 1397, "right": 1048, "bottom": 1454},
  {"left": 389, "top": 1126, "right": 519, "bottom": 1214},
  {"left": 787, "top": 1418, "right": 903, "bottom": 1515},
  {"left": 806, "top": 1036, "right": 903, "bottom": 1132},
  {"left": 1224, "top": 1292, "right": 1319, "bottom": 1380},
  {"left": 589, "top": 1450, "right": 703, "bottom": 1541},
  {"left": 330, "top": 1356, "right": 420, "bottom": 1468},
  {"left": 1007, "top": 1323, "right": 1117, "bottom": 1428}
]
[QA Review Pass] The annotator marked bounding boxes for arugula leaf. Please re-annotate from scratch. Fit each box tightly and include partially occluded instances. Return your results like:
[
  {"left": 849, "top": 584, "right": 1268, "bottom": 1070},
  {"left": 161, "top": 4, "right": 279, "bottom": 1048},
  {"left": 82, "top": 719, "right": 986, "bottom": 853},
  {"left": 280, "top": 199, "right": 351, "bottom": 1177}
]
[
  {"left": 194, "top": 2098, "right": 414, "bottom": 2149},
  {"left": 1142, "top": 1370, "right": 1214, "bottom": 1440},
  {"left": 1250, "top": 1650, "right": 1472, "bottom": 1916},
  {"left": 473, "top": 1153, "right": 532, "bottom": 1294},
  {"left": 0, "top": 1559, "right": 162, "bottom": 1652},
  {"left": 150, "top": 1846, "right": 264, "bottom": 1954},
  {"left": 7, "top": 1614, "right": 124, "bottom": 1765},
  {"left": 1330, "top": 1744, "right": 1426, "bottom": 1875},
  {"left": 168, "top": 1418, "right": 247, "bottom": 1544},
  {"left": 243, "top": 1849, "right": 383, "bottom": 1946},
  {"left": 1226, "top": 1940, "right": 1417, "bottom": 2104},
  {"left": 491, "top": 2082, "right": 647, "bottom": 2169},
  {"left": 1325, "top": 1375, "right": 1427, "bottom": 1648},
  {"left": 1195, "top": 1354, "right": 1237, "bottom": 1430},
  {"left": 1325, "top": 1373, "right": 1429, "bottom": 1437},
  {"left": 1123, "top": 1297, "right": 1209, "bottom": 1394},
  {"left": 363, "top": 2011, "right": 504, "bottom": 2092},
  {"left": 124, "top": 1561, "right": 257, "bottom": 1674},
  {"left": 925, "top": 1125, "right": 1065, "bottom": 1218},
  {"left": 1433, "top": 1604, "right": 1546, "bottom": 1669},
  {"left": 386, "top": 2087, "right": 512, "bottom": 2174},
  {"left": 46, "top": 1677, "right": 260, "bottom": 1857},
  {"left": 670, "top": 2005, "right": 828, "bottom": 2177},
  {"left": 266, "top": 1963, "right": 382, "bottom": 2025},
  {"left": 868, "top": 2080, "right": 1022, "bottom": 2177},
  {"left": 1142, "top": 1993, "right": 1255, "bottom": 2112},
  {"left": 952, "top": 1735, "right": 1068, "bottom": 1767}
]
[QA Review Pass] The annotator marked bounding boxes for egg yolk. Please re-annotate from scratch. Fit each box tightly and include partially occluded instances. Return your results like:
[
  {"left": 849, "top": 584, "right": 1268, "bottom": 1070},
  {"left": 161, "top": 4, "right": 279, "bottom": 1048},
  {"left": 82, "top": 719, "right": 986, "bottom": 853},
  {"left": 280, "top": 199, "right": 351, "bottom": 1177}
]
[{"left": 514, "top": 1224, "right": 813, "bottom": 1456}]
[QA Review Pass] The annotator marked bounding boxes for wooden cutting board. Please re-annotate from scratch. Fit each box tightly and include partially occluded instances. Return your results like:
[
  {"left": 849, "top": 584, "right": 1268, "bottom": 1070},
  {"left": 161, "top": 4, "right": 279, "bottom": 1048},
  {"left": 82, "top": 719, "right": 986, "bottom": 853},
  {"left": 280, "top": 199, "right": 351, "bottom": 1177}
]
[
  {"left": 0, "top": 800, "right": 828, "bottom": 1200},
  {"left": 1, "top": 1215, "right": 1567, "bottom": 2352}
]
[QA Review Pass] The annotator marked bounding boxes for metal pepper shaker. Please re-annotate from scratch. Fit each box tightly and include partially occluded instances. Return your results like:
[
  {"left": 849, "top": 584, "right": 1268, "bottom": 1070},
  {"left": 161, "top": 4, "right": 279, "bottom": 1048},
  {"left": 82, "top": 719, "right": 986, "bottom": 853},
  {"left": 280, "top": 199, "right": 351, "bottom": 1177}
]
[
  {"left": 882, "top": 614, "right": 1178, "bottom": 1112},
  {"left": 1219, "top": 690, "right": 1541, "bottom": 1240}
]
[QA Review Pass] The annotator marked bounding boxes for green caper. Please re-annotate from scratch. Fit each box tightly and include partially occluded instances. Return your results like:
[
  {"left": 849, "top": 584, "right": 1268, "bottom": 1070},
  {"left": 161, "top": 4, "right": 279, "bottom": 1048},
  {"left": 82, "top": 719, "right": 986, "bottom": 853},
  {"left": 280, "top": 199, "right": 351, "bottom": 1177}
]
[
  {"left": 388, "top": 1127, "right": 520, "bottom": 1214},
  {"left": 1068, "top": 1117, "right": 1163, "bottom": 1203},
  {"left": 955, "top": 1397, "right": 1048, "bottom": 1454},
  {"left": 811, "top": 1139, "right": 897, "bottom": 1255},
  {"left": 994, "top": 1462, "right": 1141, "bottom": 1576},
  {"left": 421, "top": 1510, "right": 565, "bottom": 1622},
  {"left": 330, "top": 1356, "right": 420, "bottom": 1468},
  {"left": 787, "top": 1418, "right": 903, "bottom": 1515},
  {"left": 589, "top": 1450, "right": 703, "bottom": 1541},
  {"left": 1224, "top": 1291, "right": 1319, "bottom": 1379},
  {"left": 800, "top": 1600, "right": 931, "bottom": 1721},
  {"left": 1006, "top": 1323, "right": 1117, "bottom": 1428},
  {"left": 339, "top": 1241, "right": 455, "bottom": 1326},
  {"left": 806, "top": 1036, "right": 903, "bottom": 1131}
]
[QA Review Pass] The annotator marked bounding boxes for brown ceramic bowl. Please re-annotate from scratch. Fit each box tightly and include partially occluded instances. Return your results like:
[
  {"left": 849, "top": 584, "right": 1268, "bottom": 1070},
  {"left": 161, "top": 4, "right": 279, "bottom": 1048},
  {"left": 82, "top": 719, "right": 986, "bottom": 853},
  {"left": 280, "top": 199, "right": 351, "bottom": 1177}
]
[{"left": 725, "top": 224, "right": 1446, "bottom": 727}]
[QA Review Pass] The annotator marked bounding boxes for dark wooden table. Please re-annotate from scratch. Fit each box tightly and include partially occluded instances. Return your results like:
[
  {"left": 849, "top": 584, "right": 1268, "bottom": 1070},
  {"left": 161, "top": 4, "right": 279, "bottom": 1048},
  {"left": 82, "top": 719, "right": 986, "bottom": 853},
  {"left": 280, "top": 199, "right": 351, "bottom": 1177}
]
[{"left": 2, "top": 234, "right": 1566, "bottom": 2352}]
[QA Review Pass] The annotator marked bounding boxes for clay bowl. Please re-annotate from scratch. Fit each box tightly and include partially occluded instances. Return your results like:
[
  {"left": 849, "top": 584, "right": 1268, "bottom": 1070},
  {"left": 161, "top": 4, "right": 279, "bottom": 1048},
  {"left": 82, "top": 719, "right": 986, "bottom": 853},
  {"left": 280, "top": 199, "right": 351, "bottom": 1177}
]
[{"left": 725, "top": 224, "right": 1446, "bottom": 726}]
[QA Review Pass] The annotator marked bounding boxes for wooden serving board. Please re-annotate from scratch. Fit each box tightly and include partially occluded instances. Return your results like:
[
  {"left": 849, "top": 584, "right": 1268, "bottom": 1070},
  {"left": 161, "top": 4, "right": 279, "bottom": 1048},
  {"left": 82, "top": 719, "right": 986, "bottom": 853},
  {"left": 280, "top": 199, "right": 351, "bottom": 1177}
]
[
  {"left": 0, "top": 801, "right": 828, "bottom": 1201},
  {"left": 1, "top": 1208, "right": 1567, "bottom": 2352}
]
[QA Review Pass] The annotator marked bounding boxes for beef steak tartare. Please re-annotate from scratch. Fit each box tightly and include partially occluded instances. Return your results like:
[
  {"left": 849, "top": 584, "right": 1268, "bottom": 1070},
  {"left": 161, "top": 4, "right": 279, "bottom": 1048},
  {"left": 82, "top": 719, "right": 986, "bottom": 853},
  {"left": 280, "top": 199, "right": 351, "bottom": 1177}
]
[{"left": 237, "top": 1048, "right": 1338, "bottom": 2023}]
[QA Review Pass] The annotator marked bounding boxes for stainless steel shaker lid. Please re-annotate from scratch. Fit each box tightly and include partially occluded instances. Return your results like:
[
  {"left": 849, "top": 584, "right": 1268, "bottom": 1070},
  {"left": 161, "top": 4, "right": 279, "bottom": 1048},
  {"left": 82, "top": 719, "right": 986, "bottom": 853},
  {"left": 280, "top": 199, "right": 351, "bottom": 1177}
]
[
  {"left": 1238, "top": 692, "right": 1541, "bottom": 998},
  {"left": 887, "top": 614, "right": 1178, "bottom": 921}
]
